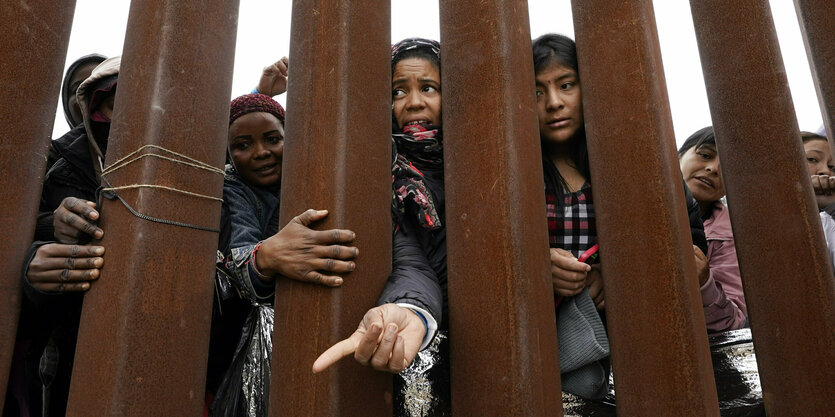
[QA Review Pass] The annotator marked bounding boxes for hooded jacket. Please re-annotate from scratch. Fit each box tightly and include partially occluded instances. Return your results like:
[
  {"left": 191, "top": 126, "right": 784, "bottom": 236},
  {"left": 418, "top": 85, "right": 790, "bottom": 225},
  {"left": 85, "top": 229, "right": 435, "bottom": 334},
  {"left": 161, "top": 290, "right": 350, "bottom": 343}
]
[{"left": 7, "top": 57, "right": 121, "bottom": 417}]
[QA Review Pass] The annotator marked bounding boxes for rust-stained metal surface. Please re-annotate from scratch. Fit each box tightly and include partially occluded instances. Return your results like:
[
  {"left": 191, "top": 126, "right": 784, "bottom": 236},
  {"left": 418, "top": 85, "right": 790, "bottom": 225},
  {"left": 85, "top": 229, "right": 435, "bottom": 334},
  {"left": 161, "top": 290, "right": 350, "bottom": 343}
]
[
  {"left": 0, "top": 0, "right": 76, "bottom": 407},
  {"left": 270, "top": 1, "right": 392, "bottom": 416},
  {"left": 63, "top": 1, "right": 239, "bottom": 415},
  {"left": 439, "top": 1, "right": 562, "bottom": 415},
  {"left": 690, "top": 1, "right": 835, "bottom": 414},
  {"left": 794, "top": 0, "right": 835, "bottom": 142},
  {"left": 572, "top": 1, "right": 720, "bottom": 414}
]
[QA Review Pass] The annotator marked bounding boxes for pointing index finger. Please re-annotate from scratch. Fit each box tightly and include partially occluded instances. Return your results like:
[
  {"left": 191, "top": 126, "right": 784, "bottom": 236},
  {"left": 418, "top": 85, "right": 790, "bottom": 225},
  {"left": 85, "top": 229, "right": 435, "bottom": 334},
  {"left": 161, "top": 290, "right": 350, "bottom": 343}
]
[{"left": 312, "top": 338, "right": 357, "bottom": 373}]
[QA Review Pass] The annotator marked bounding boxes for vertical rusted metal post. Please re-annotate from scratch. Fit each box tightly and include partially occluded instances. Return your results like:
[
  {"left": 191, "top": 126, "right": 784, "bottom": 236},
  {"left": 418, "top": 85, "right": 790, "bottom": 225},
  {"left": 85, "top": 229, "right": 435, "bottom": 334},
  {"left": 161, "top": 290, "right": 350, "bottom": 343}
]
[
  {"left": 439, "top": 1, "right": 562, "bottom": 415},
  {"left": 572, "top": 1, "right": 720, "bottom": 414},
  {"left": 794, "top": 0, "right": 835, "bottom": 140},
  {"left": 0, "top": 0, "right": 76, "bottom": 407},
  {"left": 64, "top": 1, "right": 238, "bottom": 415},
  {"left": 690, "top": 1, "right": 835, "bottom": 414},
  {"left": 270, "top": 1, "right": 391, "bottom": 416}
]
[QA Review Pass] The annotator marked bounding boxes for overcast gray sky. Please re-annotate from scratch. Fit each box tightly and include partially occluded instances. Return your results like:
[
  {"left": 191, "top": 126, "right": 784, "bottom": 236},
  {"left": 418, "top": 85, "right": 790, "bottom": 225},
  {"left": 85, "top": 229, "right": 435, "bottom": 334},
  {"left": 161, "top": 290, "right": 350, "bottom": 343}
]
[{"left": 54, "top": 0, "right": 824, "bottom": 146}]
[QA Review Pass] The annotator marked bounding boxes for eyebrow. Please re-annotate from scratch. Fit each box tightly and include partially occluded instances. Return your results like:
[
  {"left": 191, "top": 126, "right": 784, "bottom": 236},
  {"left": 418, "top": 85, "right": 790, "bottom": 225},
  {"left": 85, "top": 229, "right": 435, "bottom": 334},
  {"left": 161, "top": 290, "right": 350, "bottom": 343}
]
[{"left": 536, "top": 72, "right": 576, "bottom": 86}]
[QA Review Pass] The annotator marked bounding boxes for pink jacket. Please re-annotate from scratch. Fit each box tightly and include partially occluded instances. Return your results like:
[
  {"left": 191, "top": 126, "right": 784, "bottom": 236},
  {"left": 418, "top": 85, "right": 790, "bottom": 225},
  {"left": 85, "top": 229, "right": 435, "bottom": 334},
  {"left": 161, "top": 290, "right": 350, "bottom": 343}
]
[{"left": 700, "top": 201, "right": 747, "bottom": 333}]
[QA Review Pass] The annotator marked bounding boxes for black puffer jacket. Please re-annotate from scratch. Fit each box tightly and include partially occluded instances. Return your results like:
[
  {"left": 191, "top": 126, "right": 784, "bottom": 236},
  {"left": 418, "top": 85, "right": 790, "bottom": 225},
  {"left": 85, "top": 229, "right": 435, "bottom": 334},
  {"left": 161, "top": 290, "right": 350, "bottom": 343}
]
[{"left": 379, "top": 160, "right": 447, "bottom": 329}]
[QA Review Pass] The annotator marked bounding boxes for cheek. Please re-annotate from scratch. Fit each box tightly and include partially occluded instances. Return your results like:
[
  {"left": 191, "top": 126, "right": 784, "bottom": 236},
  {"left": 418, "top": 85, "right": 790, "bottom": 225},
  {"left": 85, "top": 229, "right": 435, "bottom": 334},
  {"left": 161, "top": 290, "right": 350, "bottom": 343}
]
[{"left": 230, "top": 151, "right": 250, "bottom": 169}]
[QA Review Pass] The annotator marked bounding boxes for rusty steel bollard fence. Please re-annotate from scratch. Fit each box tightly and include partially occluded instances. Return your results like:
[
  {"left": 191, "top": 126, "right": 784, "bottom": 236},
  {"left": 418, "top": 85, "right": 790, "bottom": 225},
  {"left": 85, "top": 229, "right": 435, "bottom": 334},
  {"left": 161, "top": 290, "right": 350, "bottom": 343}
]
[
  {"left": 270, "top": 2, "right": 393, "bottom": 417},
  {"left": 0, "top": 0, "right": 77, "bottom": 409},
  {"left": 690, "top": 0, "right": 835, "bottom": 415},
  {"left": 2, "top": 0, "right": 834, "bottom": 415},
  {"left": 572, "top": 0, "right": 720, "bottom": 415},
  {"left": 62, "top": 1, "right": 239, "bottom": 415},
  {"left": 439, "top": 1, "right": 562, "bottom": 416}
]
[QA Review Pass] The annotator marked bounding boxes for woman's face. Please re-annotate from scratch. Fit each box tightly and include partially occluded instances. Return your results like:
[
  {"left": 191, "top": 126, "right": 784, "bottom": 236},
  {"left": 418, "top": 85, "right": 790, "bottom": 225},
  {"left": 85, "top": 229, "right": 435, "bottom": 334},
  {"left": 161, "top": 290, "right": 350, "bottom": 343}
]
[
  {"left": 392, "top": 57, "right": 442, "bottom": 128},
  {"left": 803, "top": 139, "right": 835, "bottom": 176},
  {"left": 228, "top": 112, "right": 285, "bottom": 188},
  {"left": 535, "top": 62, "right": 584, "bottom": 145},
  {"left": 680, "top": 144, "right": 725, "bottom": 204}
]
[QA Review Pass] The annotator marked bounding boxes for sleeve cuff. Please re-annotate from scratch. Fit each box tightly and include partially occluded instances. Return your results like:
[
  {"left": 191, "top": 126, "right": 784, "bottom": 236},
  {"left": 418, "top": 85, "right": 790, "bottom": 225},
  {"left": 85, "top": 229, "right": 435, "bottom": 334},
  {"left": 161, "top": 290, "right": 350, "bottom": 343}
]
[{"left": 396, "top": 303, "right": 437, "bottom": 351}]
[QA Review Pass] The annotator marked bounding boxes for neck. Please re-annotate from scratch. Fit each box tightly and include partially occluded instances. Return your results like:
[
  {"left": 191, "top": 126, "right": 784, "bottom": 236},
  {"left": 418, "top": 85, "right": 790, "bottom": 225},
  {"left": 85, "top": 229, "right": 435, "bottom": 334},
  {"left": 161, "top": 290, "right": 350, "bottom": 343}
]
[{"left": 698, "top": 200, "right": 714, "bottom": 218}]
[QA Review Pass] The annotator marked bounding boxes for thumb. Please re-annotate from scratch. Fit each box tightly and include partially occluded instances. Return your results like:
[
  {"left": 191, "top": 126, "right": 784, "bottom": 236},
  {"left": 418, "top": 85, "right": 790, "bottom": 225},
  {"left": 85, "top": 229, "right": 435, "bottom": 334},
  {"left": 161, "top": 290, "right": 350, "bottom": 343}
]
[{"left": 294, "top": 209, "right": 328, "bottom": 227}]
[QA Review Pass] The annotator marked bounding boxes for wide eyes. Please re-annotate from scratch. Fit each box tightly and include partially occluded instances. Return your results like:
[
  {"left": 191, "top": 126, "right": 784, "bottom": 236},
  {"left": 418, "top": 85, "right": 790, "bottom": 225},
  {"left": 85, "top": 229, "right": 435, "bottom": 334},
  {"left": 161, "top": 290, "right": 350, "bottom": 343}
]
[
  {"left": 393, "top": 88, "right": 405, "bottom": 97},
  {"left": 266, "top": 135, "right": 283, "bottom": 145}
]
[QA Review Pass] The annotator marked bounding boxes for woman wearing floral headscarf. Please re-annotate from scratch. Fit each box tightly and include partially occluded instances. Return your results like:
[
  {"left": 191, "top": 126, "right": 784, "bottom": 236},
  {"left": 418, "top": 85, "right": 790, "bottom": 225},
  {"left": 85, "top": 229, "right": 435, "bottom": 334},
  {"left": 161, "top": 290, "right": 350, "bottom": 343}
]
[{"left": 314, "top": 37, "right": 446, "bottom": 379}]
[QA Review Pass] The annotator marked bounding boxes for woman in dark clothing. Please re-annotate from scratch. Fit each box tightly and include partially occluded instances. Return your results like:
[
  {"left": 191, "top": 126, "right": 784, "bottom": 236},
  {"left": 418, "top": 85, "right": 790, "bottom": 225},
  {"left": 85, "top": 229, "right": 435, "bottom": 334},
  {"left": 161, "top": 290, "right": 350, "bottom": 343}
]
[
  {"left": 314, "top": 38, "right": 445, "bottom": 374},
  {"left": 4, "top": 56, "right": 118, "bottom": 417}
]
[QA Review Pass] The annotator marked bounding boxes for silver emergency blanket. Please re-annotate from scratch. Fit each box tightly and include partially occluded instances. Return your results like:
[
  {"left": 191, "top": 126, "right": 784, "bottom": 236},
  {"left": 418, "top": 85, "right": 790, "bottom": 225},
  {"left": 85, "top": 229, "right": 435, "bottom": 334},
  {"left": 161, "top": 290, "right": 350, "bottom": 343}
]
[
  {"left": 210, "top": 304, "right": 274, "bottom": 417},
  {"left": 562, "top": 328, "right": 764, "bottom": 416},
  {"left": 394, "top": 331, "right": 451, "bottom": 417}
]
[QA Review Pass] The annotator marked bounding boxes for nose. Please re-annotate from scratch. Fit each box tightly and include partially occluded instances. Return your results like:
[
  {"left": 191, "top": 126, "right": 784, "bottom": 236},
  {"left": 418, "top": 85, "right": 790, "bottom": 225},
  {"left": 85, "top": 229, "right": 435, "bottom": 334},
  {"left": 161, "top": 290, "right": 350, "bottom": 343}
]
[
  {"left": 253, "top": 141, "right": 271, "bottom": 159},
  {"left": 405, "top": 91, "right": 425, "bottom": 110},
  {"left": 815, "top": 163, "right": 830, "bottom": 176},
  {"left": 545, "top": 89, "right": 564, "bottom": 111},
  {"left": 705, "top": 160, "right": 720, "bottom": 175}
]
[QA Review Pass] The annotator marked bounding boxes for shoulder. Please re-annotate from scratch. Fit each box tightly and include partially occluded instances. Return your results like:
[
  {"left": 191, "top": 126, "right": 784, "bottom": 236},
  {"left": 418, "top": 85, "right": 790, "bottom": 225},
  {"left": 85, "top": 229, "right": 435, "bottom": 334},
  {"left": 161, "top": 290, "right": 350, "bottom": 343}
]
[{"left": 705, "top": 201, "right": 733, "bottom": 240}]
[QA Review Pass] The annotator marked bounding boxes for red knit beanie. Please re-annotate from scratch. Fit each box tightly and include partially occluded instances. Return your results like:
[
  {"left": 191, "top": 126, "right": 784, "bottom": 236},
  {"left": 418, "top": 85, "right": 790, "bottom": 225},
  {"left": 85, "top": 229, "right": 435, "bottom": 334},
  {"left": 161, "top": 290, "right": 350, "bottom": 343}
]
[{"left": 229, "top": 93, "right": 285, "bottom": 125}]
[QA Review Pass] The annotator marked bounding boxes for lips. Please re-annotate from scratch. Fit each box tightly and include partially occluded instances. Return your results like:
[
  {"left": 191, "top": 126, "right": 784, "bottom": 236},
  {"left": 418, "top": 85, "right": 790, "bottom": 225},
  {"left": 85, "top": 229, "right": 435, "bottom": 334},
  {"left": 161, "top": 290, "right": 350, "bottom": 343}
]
[
  {"left": 693, "top": 175, "right": 714, "bottom": 189},
  {"left": 405, "top": 119, "right": 429, "bottom": 126},
  {"left": 253, "top": 163, "right": 278, "bottom": 176},
  {"left": 547, "top": 118, "right": 570, "bottom": 129}
]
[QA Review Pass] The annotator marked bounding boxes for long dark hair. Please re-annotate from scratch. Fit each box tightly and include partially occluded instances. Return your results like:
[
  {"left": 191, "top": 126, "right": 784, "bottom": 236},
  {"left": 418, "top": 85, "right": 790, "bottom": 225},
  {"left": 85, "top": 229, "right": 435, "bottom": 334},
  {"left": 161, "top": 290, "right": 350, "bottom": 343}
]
[{"left": 532, "top": 33, "right": 590, "bottom": 200}]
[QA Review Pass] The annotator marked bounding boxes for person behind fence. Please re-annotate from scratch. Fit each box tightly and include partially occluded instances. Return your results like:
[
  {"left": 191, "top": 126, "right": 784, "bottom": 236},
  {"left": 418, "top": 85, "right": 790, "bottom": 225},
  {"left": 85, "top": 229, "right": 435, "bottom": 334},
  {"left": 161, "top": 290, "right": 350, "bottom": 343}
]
[
  {"left": 532, "top": 33, "right": 609, "bottom": 400},
  {"left": 531, "top": 34, "right": 708, "bottom": 399},
  {"left": 61, "top": 53, "right": 107, "bottom": 130},
  {"left": 312, "top": 38, "right": 450, "bottom": 415},
  {"left": 208, "top": 92, "right": 360, "bottom": 416},
  {"left": 800, "top": 131, "right": 835, "bottom": 267},
  {"left": 4, "top": 56, "right": 120, "bottom": 417},
  {"left": 677, "top": 126, "right": 747, "bottom": 333}
]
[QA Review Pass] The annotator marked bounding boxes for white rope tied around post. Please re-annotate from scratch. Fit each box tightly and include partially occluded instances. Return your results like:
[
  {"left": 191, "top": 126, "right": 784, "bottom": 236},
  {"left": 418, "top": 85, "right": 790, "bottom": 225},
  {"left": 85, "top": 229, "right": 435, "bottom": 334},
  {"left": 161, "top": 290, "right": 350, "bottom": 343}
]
[{"left": 98, "top": 144, "right": 225, "bottom": 232}]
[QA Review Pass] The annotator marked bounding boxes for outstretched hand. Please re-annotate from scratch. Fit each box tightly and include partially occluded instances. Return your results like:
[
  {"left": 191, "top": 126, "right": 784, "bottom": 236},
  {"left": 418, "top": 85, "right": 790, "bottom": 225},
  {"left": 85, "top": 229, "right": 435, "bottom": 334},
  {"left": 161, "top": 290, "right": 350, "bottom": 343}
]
[
  {"left": 257, "top": 56, "right": 289, "bottom": 97},
  {"left": 255, "top": 209, "right": 358, "bottom": 287},
  {"left": 53, "top": 197, "right": 103, "bottom": 243},
  {"left": 27, "top": 243, "right": 105, "bottom": 292},
  {"left": 312, "top": 304, "right": 426, "bottom": 374}
]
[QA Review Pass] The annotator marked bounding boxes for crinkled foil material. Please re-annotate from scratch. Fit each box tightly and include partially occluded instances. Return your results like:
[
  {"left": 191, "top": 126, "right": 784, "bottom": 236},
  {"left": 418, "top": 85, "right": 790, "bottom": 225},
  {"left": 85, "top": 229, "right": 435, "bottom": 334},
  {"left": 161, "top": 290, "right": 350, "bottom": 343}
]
[
  {"left": 562, "top": 328, "right": 764, "bottom": 416},
  {"left": 242, "top": 304, "right": 273, "bottom": 417},
  {"left": 394, "top": 331, "right": 451, "bottom": 417}
]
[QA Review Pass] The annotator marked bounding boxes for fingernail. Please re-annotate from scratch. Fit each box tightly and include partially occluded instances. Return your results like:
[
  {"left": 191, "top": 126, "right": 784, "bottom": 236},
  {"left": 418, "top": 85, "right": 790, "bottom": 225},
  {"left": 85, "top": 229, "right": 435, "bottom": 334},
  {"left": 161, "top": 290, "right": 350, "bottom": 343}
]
[
  {"left": 95, "top": 230, "right": 103, "bottom": 238},
  {"left": 334, "top": 278, "right": 343, "bottom": 286},
  {"left": 387, "top": 323, "right": 397, "bottom": 333},
  {"left": 350, "top": 262, "right": 356, "bottom": 271},
  {"left": 81, "top": 283, "right": 90, "bottom": 290},
  {"left": 94, "top": 258, "right": 104, "bottom": 267},
  {"left": 94, "top": 247, "right": 104, "bottom": 255}
]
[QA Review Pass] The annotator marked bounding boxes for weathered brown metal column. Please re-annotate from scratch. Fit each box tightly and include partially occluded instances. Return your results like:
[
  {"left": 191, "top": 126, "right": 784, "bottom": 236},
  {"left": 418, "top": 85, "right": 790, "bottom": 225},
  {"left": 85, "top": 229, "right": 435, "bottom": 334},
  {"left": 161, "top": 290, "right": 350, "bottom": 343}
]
[
  {"left": 690, "top": 1, "right": 835, "bottom": 414},
  {"left": 0, "top": 0, "right": 76, "bottom": 407},
  {"left": 439, "top": 1, "right": 562, "bottom": 415},
  {"left": 64, "top": 1, "right": 238, "bottom": 415},
  {"left": 572, "top": 1, "right": 720, "bottom": 414},
  {"left": 270, "top": 1, "right": 391, "bottom": 416},
  {"left": 794, "top": 0, "right": 835, "bottom": 140}
]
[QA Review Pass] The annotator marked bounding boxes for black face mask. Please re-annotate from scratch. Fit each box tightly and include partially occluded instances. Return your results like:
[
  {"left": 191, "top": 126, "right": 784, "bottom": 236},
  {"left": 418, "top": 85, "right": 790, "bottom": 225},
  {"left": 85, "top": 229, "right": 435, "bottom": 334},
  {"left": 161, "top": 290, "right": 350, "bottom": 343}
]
[{"left": 90, "top": 120, "right": 111, "bottom": 156}]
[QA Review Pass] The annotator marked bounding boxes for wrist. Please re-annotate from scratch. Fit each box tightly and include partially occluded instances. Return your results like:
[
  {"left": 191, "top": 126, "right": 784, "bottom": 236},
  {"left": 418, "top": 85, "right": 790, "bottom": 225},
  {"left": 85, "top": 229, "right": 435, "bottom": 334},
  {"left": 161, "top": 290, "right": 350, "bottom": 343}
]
[{"left": 251, "top": 241, "right": 276, "bottom": 281}]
